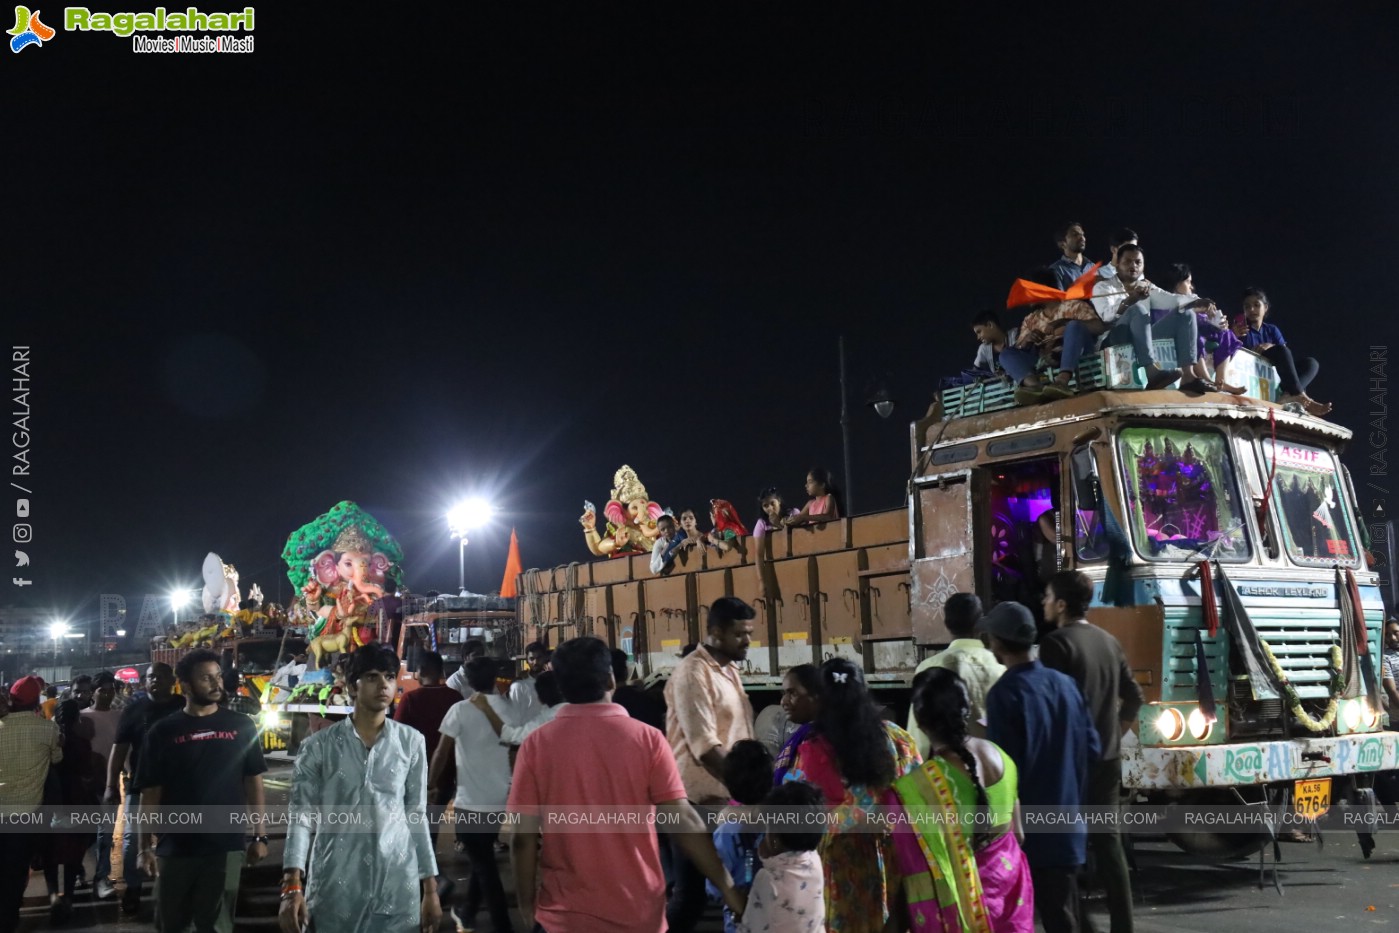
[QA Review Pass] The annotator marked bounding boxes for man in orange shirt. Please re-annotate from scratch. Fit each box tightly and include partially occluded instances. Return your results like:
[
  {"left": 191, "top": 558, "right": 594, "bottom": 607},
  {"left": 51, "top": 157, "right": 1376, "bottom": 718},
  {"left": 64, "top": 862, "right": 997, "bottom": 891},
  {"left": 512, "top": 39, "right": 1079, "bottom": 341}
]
[{"left": 664, "top": 597, "right": 756, "bottom": 932}]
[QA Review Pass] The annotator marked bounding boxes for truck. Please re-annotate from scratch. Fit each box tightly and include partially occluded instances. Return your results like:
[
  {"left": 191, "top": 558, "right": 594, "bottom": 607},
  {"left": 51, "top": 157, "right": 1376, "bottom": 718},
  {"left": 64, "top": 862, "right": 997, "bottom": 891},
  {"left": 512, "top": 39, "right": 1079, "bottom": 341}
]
[
  {"left": 518, "top": 339, "right": 1394, "bottom": 855},
  {"left": 256, "top": 592, "right": 520, "bottom": 753}
]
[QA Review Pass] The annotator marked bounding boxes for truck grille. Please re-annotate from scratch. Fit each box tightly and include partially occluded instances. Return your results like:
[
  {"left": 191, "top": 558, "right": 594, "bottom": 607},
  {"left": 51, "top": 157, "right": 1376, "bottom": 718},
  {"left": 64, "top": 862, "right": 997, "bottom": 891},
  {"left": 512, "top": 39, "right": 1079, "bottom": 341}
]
[{"left": 1246, "top": 609, "right": 1342, "bottom": 700}]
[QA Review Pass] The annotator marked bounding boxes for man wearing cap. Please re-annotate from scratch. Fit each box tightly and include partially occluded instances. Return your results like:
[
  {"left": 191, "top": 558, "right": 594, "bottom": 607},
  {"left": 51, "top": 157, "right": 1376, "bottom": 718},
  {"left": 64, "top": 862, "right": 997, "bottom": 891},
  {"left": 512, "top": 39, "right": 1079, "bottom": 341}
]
[
  {"left": 0, "top": 676, "right": 63, "bottom": 932},
  {"left": 983, "top": 602, "right": 1101, "bottom": 933},
  {"left": 1039, "top": 571, "right": 1143, "bottom": 933}
]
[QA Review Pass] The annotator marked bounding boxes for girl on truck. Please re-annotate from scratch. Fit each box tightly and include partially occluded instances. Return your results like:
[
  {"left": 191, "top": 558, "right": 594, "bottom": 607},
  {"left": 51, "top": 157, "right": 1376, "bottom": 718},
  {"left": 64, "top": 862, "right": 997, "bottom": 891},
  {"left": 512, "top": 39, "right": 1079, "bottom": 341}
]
[{"left": 782, "top": 468, "right": 843, "bottom": 527}]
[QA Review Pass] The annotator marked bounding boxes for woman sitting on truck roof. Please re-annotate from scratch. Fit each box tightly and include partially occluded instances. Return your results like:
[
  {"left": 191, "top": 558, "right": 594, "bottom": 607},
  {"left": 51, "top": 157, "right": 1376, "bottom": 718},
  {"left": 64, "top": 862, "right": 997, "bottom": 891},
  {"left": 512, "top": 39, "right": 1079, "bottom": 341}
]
[
  {"left": 782, "top": 468, "right": 843, "bottom": 527},
  {"left": 1164, "top": 263, "right": 1247, "bottom": 395},
  {"left": 782, "top": 658, "right": 922, "bottom": 933},
  {"left": 1233, "top": 286, "right": 1331, "bottom": 416}
]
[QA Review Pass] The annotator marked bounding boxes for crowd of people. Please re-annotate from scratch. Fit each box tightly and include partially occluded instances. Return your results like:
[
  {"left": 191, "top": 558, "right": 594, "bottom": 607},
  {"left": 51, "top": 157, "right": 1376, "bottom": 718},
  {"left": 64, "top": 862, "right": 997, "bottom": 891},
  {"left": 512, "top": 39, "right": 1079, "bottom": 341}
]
[
  {"left": 0, "top": 584, "right": 1396, "bottom": 931},
  {"left": 966, "top": 223, "right": 1332, "bottom": 418},
  {"left": 271, "top": 580, "right": 1142, "bottom": 933}
]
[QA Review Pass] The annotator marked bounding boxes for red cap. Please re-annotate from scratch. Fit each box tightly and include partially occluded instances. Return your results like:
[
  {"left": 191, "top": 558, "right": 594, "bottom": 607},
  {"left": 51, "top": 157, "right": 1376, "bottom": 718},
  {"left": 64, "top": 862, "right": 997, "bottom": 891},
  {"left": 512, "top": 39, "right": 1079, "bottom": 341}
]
[{"left": 8, "top": 675, "right": 42, "bottom": 708}]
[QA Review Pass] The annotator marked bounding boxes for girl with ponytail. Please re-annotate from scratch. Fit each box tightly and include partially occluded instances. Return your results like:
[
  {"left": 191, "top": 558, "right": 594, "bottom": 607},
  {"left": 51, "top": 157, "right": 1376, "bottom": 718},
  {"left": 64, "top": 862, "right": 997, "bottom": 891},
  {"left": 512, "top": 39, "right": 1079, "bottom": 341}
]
[
  {"left": 881, "top": 668, "right": 1033, "bottom": 932},
  {"left": 781, "top": 657, "right": 921, "bottom": 932}
]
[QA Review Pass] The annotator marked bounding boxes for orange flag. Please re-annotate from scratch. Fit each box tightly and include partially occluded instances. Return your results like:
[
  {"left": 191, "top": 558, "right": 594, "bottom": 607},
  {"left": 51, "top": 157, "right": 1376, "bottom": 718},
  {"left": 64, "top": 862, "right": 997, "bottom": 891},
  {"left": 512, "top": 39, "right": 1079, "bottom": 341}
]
[
  {"left": 1006, "top": 262, "right": 1103, "bottom": 308},
  {"left": 1063, "top": 262, "right": 1104, "bottom": 300},
  {"left": 499, "top": 528, "right": 523, "bottom": 598}
]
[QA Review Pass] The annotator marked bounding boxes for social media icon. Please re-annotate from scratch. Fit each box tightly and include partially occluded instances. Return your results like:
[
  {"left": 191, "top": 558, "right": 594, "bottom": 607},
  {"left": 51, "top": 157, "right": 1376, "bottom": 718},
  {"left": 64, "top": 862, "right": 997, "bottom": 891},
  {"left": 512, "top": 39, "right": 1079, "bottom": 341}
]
[
  {"left": 13, "top": 524, "right": 32, "bottom": 543},
  {"left": 14, "top": 550, "right": 28, "bottom": 566},
  {"left": 12, "top": 577, "right": 31, "bottom": 587},
  {"left": 16, "top": 499, "right": 29, "bottom": 517}
]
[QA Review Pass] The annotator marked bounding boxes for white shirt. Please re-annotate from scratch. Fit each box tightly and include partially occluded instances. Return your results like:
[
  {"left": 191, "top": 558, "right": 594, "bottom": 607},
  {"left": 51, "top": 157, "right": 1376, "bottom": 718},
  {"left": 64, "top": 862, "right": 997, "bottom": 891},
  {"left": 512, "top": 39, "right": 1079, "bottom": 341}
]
[
  {"left": 272, "top": 661, "right": 306, "bottom": 688},
  {"left": 1091, "top": 276, "right": 1190, "bottom": 324},
  {"left": 446, "top": 666, "right": 476, "bottom": 701},
  {"left": 500, "top": 704, "right": 561, "bottom": 746},
  {"left": 438, "top": 694, "right": 515, "bottom": 810},
  {"left": 650, "top": 535, "right": 674, "bottom": 574},
  {"left": 509, "top": 677, "right": 540, "bottom": 723}
]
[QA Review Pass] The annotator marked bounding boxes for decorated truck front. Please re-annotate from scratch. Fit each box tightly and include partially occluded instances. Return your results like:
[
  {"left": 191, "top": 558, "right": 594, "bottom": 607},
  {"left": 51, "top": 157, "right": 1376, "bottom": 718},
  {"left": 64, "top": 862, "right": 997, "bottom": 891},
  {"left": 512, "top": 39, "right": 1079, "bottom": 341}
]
[{"left": 910, "top": 389, "right": 1392, "bottom": 839}]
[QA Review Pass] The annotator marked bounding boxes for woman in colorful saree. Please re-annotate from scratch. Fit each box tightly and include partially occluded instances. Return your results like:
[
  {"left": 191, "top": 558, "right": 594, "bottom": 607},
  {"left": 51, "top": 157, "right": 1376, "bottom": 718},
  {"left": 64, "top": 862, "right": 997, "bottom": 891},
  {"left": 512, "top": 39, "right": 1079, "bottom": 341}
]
[
  {"left": 883, "top": 668, "right": 1033, "bottom": 933},
  {"left": 772, "top": 664, "right": 821, "bottom": 784},
  {"left": 782, "top": 658, "right": 922, "bottom": 932}
]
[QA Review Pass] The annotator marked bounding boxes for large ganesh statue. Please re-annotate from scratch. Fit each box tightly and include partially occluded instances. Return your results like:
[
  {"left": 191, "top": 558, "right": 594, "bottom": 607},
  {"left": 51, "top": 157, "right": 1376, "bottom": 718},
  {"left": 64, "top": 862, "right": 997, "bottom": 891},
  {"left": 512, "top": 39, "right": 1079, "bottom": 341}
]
[
  {"left": 281, "top": 501, "right": 404, "bottom": 669},
  {"left": 580, "top": 464, "right": 664, "bottom": 557}
]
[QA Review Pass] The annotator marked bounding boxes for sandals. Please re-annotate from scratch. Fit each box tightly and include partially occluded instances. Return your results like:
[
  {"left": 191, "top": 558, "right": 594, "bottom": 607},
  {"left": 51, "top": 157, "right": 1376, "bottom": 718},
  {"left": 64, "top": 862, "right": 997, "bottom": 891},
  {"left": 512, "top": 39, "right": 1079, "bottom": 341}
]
[
  {"left": 1179, "top": 377, "right": 1218, "bottom": 395},
  {"left": 1144, "top": 367, "right": 1183, "bottom": 390},
  {"left": 1040, "top": 381, "right": 1077, "bottom": 401},
  {"left": 1013, "top": 385, "right": 1045, "bottom": 406},
  {"left": 1280, "top": 393, "right": 1333, "bottom": 417}
]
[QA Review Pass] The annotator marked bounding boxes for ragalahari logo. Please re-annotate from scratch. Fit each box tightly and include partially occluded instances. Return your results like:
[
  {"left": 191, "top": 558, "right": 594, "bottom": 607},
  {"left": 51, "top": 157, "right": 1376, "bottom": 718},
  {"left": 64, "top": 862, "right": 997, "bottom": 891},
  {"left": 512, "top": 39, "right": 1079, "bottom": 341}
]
[{"left": 9, "top": 6, "right": 54, "bottom": 52}]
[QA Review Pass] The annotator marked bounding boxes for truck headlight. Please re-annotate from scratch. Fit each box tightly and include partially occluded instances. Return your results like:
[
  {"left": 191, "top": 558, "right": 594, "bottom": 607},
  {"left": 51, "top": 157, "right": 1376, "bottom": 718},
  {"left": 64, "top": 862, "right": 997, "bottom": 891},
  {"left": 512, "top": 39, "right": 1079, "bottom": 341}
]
[
  {"left": 1187, "top": 707, "right": 1213, "bottom": 740},
  {"left": 1155, "top": 708, "right": 1185, "bottom": 741}
]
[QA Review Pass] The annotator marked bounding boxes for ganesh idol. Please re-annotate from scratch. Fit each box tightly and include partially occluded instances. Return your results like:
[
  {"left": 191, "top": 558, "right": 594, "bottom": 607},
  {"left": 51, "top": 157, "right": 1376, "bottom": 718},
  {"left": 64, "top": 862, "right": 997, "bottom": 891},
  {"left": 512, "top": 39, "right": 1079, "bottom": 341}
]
[
  {"left": 281, "top": 501, "right": 405, "bottom": 668},
  {"left": 580, "top": 464, "right": 665, "bottom": 557}
]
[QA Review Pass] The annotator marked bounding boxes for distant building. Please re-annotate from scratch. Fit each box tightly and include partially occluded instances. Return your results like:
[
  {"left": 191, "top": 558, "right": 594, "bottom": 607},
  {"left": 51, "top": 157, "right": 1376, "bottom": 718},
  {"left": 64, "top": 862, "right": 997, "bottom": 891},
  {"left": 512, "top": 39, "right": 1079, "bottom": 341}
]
[{"left": 0, "top": 604, "right": 51, "bottom": 654}]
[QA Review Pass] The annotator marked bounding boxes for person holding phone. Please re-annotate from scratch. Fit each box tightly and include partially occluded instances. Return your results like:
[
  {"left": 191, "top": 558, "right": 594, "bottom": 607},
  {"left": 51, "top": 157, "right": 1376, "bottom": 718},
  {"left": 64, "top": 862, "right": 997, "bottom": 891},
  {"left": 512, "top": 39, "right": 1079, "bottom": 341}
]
[{"left": 1233, "top": 287, "right": 1330, "bottom": 416}]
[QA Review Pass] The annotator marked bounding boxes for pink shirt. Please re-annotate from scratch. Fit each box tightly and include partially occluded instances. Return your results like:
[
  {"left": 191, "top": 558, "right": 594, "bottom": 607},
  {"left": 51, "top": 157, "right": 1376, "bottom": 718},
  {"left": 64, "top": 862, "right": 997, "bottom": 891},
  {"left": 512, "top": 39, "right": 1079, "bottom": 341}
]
[{"left": 508, "top": 703, "right": 686, "bottom": 933}]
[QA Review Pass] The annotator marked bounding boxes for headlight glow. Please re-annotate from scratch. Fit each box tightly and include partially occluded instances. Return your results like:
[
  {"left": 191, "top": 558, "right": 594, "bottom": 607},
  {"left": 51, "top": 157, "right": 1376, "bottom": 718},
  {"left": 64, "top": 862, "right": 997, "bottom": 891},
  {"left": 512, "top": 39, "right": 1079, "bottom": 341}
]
[
  {"left": 1187, "top": 707, "right": 1212, "bottom": 740},
  {"left": 1155, "top": 708, "right": 1185, "bottom": 741}
]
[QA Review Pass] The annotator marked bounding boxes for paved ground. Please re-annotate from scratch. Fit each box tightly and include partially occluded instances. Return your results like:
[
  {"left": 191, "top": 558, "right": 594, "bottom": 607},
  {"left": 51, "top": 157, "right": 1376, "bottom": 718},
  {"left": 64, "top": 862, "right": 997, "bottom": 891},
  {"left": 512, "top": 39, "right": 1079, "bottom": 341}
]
[{"left": 12, "top": 761, "right": 1399, "bottom": 931}]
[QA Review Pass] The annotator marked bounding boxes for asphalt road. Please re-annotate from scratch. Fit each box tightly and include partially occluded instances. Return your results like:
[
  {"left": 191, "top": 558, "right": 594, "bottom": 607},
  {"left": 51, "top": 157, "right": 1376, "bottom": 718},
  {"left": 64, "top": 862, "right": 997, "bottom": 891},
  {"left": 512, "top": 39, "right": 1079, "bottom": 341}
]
[{"left": 13, "top": 760, "right": 1399, "bottom": 932}]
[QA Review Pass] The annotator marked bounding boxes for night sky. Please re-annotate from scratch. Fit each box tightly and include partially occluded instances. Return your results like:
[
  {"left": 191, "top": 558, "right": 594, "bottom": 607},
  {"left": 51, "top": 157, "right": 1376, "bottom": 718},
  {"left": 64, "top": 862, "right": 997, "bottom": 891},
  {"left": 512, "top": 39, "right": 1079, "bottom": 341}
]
[{"left": 8, "top": 5, "right": 1396, "bottom": 626}]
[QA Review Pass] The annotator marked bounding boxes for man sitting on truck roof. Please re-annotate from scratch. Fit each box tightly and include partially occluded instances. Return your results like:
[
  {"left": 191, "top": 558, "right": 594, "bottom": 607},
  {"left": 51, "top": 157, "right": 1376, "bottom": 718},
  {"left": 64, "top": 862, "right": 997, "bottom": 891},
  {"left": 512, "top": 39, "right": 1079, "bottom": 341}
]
[
  {"left": 1049, "top": 221, "right": 1093, "bottom": 290},
  {"left": 1092, "top": 243, "right": 1215, "bottom": 394}
]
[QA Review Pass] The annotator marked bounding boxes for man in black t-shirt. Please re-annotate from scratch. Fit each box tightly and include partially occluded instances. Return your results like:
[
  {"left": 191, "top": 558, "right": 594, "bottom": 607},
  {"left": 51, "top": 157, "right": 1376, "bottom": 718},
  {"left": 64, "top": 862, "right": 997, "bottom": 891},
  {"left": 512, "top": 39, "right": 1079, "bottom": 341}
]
[
  {"left": 135, "top": 649, "right": 267, "bottom": 933},
  {"left": 104, "top": 661, "right": 183, "bottom": 916}
]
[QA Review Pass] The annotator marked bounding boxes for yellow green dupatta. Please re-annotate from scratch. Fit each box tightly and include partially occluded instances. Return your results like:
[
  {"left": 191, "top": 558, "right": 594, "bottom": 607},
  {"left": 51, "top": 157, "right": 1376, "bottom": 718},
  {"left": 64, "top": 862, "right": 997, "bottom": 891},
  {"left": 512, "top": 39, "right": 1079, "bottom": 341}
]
[{"left": 891, "top": 759, "right": 992, "bottom": 933}]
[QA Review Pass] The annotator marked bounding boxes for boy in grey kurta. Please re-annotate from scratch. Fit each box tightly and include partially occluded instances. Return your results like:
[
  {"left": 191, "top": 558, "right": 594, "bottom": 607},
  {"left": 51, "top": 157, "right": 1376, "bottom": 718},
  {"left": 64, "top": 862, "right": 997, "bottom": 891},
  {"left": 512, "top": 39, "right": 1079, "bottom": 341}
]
[{"left": 281, "top": 646, "right": 440, "bottom": 933}]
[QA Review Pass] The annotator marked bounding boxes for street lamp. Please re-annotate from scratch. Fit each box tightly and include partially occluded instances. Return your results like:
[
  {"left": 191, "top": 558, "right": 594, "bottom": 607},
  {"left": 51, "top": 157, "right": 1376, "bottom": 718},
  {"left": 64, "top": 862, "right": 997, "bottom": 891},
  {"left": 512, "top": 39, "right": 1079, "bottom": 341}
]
[
  {"left": 170, "top": 589, "right": 191, "bottom": 630},
  {"left": 838, "top": 338, "right": 902, "bottom": 515},
  {"left": 49, "top": 620, "right": 68, "bottom": 660},
  {"left": 447, "top": 498, "right": 494, "bottom": 596}
]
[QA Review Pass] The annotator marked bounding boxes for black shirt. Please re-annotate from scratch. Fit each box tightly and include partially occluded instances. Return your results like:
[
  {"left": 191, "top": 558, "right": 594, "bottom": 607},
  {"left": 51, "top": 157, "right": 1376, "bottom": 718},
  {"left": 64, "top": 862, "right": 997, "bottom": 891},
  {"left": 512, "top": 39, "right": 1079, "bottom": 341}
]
[
  {"left": 613, "top": 685, "right": 666, "bottom": 732},
  {"left": 1039, "top": 621, "right": 1145, "bottom": 761},
  {"left": 114, "top": 695, "right": 185, "bottom": 779},
  {"left": 134, "top": 707, "right": 268, "bottom": 856}
]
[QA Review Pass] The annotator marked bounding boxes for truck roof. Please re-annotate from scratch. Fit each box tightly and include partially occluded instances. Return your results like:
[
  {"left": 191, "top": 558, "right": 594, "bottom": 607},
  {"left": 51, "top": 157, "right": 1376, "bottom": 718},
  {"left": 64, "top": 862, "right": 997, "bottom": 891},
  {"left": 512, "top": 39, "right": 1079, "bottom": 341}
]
[{"left": 920, "top": 389, "right": 1352, "bottom": 451}]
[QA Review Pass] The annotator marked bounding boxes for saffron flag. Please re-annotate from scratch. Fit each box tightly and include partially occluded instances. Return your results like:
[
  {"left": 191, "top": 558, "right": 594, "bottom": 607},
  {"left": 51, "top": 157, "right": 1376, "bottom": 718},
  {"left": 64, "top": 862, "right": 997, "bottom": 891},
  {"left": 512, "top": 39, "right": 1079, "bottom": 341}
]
[
  {"left": 1005, "top": 262, "right": 1103, "bottom": 308},
  {"left": 499, "top": 528, "right": 523, "bottom": 598}
]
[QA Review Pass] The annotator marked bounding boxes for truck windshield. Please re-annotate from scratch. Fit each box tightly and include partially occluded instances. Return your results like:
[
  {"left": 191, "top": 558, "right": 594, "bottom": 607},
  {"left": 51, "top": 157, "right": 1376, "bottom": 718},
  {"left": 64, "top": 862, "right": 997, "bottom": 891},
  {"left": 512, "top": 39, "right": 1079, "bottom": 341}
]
[
  {"left": 1261, "top": 439, "right": 1359, "bottom": 567},
  {"left": 1118, "top": 426, "right": 1251, "bottom": 561}
]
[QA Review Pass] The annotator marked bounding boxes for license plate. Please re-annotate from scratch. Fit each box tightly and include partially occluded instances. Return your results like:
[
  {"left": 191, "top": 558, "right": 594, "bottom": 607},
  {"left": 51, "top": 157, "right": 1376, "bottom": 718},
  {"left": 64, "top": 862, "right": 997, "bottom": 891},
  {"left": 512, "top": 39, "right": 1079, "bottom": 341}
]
[{"left": 1294, "top": 778, "right": 1331, "bottom": 820}]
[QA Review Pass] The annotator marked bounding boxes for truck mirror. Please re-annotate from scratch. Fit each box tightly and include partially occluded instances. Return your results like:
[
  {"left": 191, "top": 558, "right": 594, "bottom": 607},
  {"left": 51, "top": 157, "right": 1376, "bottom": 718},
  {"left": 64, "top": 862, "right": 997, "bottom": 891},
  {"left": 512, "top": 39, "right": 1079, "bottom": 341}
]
[{"left": 1071, "top": 445, "right": 1100, "bottom": 507}]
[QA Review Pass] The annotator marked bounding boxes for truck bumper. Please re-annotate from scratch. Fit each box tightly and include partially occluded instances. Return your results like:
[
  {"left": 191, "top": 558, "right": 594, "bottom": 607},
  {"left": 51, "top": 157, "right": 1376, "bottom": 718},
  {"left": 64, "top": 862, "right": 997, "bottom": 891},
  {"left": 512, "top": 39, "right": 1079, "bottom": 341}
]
[{"left": 1122, "top": 731, "right": 1399, "bottom": 790}]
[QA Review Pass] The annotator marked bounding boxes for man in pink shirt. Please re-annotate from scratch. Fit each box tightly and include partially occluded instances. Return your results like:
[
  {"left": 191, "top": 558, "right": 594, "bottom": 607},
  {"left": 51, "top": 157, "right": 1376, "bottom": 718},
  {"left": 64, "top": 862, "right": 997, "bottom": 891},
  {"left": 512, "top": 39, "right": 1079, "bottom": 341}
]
[{"left": 508, "top": 636, "right": 744, "bottom": 933}]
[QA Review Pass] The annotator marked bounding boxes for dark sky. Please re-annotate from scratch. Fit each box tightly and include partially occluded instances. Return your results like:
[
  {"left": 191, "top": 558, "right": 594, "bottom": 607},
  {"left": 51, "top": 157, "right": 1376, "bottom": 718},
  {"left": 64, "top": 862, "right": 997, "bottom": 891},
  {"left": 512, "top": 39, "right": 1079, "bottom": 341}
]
[{"left": 7, "top": 5, "right": 1396, "bottom": 625}]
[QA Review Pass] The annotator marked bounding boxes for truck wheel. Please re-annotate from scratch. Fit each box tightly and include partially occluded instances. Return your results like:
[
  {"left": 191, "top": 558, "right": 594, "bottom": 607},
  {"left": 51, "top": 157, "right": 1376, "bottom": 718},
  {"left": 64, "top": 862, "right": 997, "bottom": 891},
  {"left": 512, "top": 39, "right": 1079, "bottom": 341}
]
[{"left": 1166, "top": 831, "right": 1269, "bottom": 860}]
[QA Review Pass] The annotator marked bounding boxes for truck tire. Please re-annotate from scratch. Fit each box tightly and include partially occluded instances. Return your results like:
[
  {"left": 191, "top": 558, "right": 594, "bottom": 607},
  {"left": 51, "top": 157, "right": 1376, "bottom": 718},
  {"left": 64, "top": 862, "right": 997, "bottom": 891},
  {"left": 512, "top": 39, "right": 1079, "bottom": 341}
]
[{"left": 1166, "top": 831, "right": 1269, "bottom": 860}]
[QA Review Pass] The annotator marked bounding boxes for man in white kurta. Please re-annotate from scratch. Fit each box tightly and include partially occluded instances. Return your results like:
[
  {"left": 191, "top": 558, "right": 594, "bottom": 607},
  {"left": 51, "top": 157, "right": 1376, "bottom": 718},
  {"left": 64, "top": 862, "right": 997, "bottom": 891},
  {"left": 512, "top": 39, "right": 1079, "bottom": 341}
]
[{"left": 280, "top": 646, "right": 440, "bottom": 933}]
